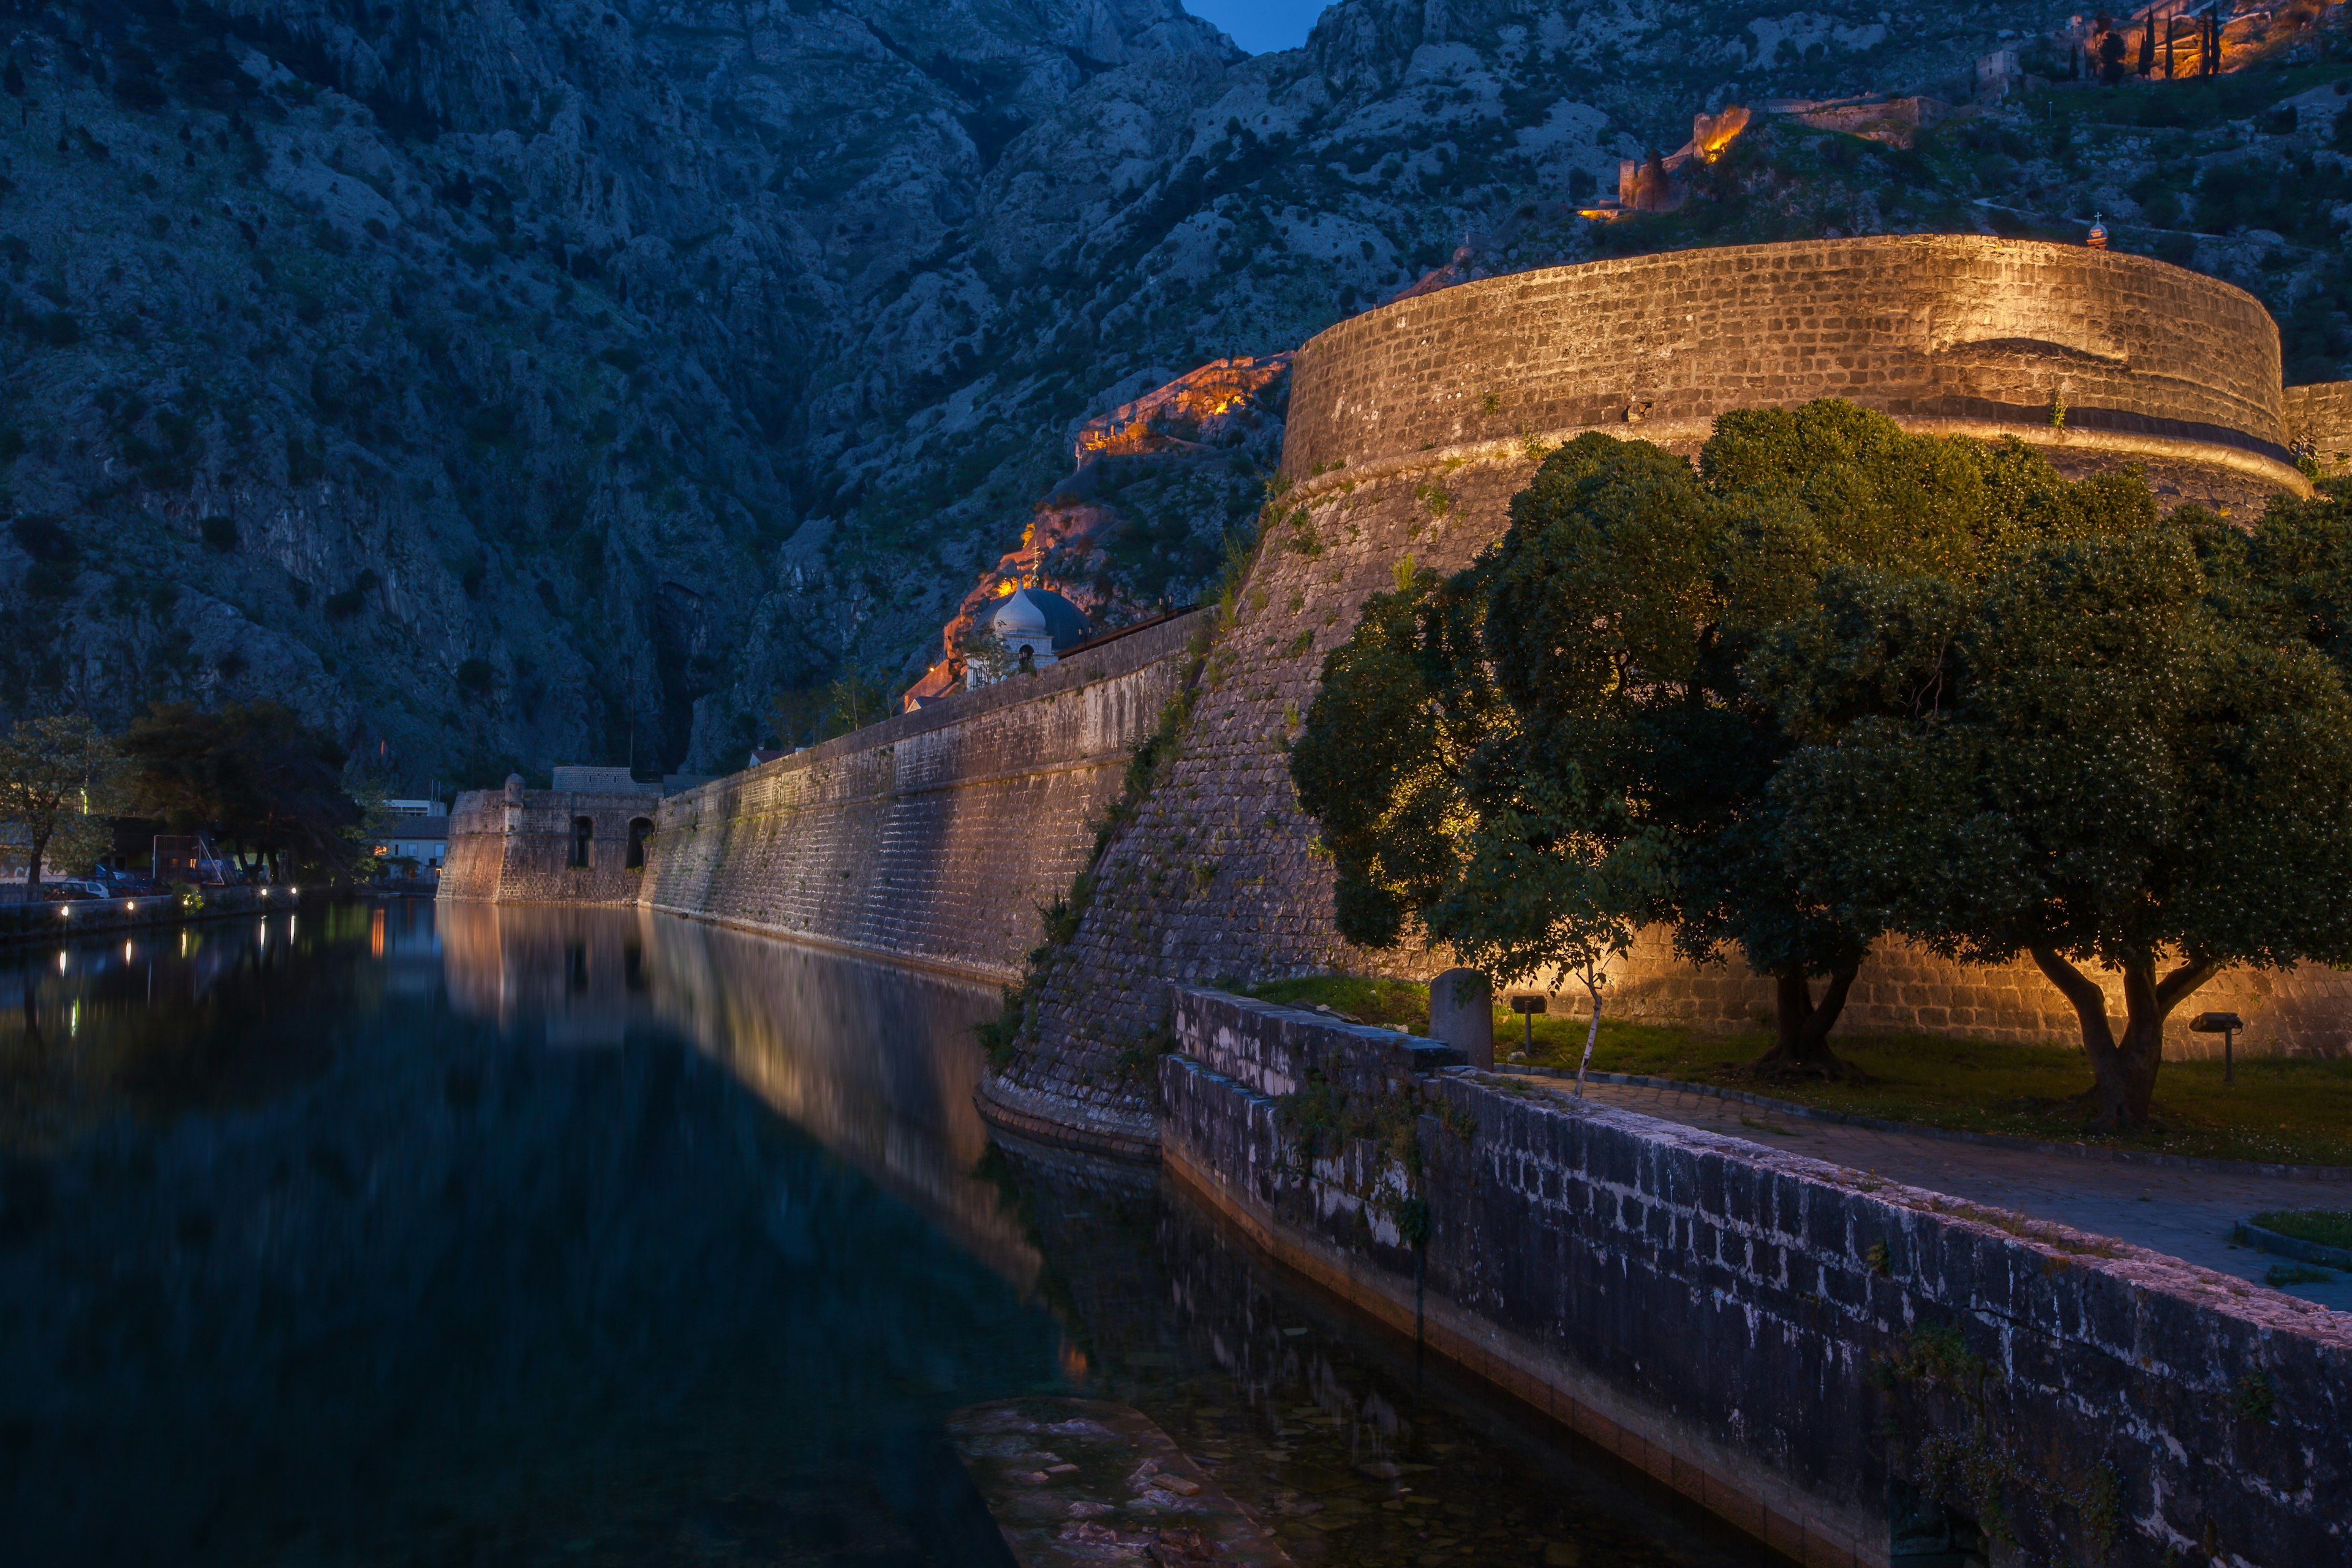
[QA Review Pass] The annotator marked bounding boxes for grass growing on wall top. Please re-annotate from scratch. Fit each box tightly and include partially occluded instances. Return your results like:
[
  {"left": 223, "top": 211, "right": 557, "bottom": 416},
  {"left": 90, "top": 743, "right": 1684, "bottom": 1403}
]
[
  {"left": 2252, "top": 1208, "right": 2352, "bottom": 1250},
  {"left": 1232, "top": 975, "right": 2352, "bottom": 1166}
]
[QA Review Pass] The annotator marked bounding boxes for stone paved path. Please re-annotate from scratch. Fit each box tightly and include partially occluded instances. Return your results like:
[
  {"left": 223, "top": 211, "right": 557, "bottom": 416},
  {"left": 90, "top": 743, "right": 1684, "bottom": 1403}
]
[{"left": 1520, "top": 1075, "right": 2352, "bottom": 1313}]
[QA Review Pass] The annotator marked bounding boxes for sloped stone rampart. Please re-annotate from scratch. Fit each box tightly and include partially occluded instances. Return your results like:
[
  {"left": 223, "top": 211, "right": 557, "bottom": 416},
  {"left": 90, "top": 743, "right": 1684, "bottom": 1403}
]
[
  {"left": 1163, "top": 988, "right": 2352, "bottom": 1568},
  {"left": 2285, "top": 379, "right": 2352, "bottom": 477},
  {"left": 439, "top": 786, "right": 663, "bottom": 905},
  {"left": 636, "top": 613, "right": 1201, "bottom": 982},
  {"left": 1003, "top": 236, "right": 2339, "bottom": 1146}
]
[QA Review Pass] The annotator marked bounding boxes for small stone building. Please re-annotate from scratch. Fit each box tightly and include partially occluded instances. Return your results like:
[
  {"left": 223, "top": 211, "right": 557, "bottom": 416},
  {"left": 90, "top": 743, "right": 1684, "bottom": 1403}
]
[{"left": 439, "top": 766, "right": 665, "bottom": 905}]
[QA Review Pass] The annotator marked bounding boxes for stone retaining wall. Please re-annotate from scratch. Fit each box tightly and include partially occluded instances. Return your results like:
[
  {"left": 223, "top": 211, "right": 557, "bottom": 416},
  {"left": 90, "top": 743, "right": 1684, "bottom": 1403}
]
[
  {"left": 638, "top": 612, "right": 1202, "bottom": 982},
  {"left": 1161, "top": 987, "right": 2352, "bottom": 1568},
  {"left": 1602, "top": 929, "right": 2352, "bottom": 1060}
]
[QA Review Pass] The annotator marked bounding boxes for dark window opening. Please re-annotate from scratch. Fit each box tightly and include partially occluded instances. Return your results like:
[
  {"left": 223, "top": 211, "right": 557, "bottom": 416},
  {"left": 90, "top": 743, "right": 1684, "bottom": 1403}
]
[
  {"left": 625, "top": 816, "right": 653, "bottom": 870},
  {"left": 570, "top": 815, "right": 594, "bottom": 868}
]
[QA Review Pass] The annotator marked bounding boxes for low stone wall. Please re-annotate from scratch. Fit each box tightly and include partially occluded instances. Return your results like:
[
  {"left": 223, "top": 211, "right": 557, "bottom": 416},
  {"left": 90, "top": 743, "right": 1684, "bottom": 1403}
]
[
  {"left": 2285, "top": 380, "right": 2352, "bottom": 478},
  {"left": 0, "top": 884, "right": 303, "bottom": 946},
  {"left": 639, "top": 612, "right": 1202, "bottom": 983},
  {"left": 439, "top": 783, "right": 663, "bottom": 905},
  {"left": 1161, "top": 987, "right": 2352, "bottom": 1568}
]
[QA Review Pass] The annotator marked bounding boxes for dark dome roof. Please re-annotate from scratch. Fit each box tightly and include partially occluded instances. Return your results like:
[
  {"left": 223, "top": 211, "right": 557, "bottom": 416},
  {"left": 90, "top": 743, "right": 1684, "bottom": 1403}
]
[{"left": 990, "top": 587, "right": 1091, "bottom": 650}]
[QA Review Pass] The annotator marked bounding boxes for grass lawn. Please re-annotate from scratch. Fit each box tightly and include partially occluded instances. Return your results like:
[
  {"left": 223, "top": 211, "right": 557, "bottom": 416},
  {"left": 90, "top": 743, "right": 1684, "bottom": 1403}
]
[{"left": 1241, "top": 975, "right": 2352, "bottom": 1167}]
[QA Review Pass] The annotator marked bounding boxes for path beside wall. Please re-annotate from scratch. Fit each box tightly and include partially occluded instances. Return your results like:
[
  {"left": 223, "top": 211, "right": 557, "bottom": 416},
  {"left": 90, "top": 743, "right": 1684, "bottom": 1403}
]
[
  {"left": 639, "top": 613, "right": 1202, "bottom": 982},
  {"left": 1161, "top": 987, "right": 2352, "bottom": 1568}
]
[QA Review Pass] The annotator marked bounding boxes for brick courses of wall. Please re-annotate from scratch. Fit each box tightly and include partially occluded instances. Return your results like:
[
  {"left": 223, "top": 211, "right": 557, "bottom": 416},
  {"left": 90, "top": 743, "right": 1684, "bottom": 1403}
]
[
  {"left": 1161, "top": 989, "right": 2352, "bottom": 1568},
  {"left": 1283, "top": 235, "right": 2305, "bottom": 512},
  {"left": 1602, "top": 929, "right": 2352, "bottom": 1060},
  {"left": 636, "top": 613, "right": 1201, "bottom": 987},
  {"left": 438, "top": 784, "right": 663, "bottom": 905},
  {"left": 1003, "top": 236, "right": 2337, "bottom": 1147},
  {"left": 2285, "top": 379, "right": 2352, "bottom": 478}
]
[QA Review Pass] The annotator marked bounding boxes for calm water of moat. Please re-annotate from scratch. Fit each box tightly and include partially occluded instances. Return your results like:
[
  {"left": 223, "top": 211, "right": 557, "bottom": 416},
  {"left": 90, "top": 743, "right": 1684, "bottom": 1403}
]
[{"left": 0, "top": 902, "right": 1774, "bottom": 1568}]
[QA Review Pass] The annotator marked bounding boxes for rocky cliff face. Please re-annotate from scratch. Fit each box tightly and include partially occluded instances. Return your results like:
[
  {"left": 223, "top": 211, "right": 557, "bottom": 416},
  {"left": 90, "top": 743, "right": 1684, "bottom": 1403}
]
[{"left": 1, "top": 0, "right": 2345, "bottom": 784}]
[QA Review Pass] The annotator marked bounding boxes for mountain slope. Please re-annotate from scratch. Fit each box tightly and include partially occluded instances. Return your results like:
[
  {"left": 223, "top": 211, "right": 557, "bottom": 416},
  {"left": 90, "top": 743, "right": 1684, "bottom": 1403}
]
[{"left": 1, "top": 0, "right": 2345, "bottom": 785}]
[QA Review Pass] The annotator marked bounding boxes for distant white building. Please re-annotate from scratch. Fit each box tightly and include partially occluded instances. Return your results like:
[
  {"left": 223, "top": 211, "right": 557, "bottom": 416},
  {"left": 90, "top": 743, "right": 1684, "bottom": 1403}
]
[
  {"left": 375, "top": 815, "right": 448, "bottom": 871},
  {"left": 383, "top": 797, "right": 450, "bottom": 818}
]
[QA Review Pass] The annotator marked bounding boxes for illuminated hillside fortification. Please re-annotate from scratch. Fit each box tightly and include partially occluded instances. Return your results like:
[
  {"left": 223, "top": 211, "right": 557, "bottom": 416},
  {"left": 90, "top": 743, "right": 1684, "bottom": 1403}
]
[{"left": 988, "top": 235, "right": 2342, "bottom": 1152}]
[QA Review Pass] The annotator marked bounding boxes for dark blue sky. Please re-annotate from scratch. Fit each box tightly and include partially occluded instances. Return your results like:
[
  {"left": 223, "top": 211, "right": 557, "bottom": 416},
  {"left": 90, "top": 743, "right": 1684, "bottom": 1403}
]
[{"left": 1186, "top": 0, "right": 1328, "bottom": 54}]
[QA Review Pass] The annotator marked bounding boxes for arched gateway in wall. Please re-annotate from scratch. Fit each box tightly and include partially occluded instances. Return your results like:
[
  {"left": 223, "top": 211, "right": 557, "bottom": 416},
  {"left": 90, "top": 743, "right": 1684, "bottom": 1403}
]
[{"left": 989, "top": 235, "right": 2349, "bottom": 1151}]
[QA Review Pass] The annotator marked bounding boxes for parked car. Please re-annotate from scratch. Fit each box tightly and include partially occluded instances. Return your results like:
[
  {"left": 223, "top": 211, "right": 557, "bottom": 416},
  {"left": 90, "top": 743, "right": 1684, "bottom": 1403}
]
[{"left": 41, "top": 880, "right": 113, "bottom": 901}]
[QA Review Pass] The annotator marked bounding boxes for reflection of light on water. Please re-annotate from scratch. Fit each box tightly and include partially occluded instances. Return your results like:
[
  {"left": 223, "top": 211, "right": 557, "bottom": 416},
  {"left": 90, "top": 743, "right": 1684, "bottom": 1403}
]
[
  {"left": 56, "top": 951, "right": 66, "bottom": 974},
  {"left": 69, "top": 1000, "right": 78, "bottom": 1037},
  {"left": 437, "top": 904, "right": 1042, "bottom": 1290},
  {"left": 370, "top": 906, "right": 383, "bottom": 959},
  {"left": 123, "top": 941, "right": 132, "bottom": 962}
]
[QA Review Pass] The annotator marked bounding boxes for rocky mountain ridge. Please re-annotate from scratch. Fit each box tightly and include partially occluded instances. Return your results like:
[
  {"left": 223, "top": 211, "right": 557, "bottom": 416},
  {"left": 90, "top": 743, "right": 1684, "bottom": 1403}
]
[{"left": 1, "top": 0, "right": 2345, "bottom": 785}]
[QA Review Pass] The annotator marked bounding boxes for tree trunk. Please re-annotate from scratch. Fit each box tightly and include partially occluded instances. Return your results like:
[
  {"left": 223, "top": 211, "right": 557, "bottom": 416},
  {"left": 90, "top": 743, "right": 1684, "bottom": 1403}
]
[
  {"left": 1574, "top": 976, "right": 1602, "bottom": 1098},
  {"left": 24, "top": 824, "right": 49, "bottom": 896},
  {"left": 1747, "top": 963, "right": 1860, "bottom": 1077},
  {"left": 2028, "top": 948, "right": 2218, "bottom": 1130}
]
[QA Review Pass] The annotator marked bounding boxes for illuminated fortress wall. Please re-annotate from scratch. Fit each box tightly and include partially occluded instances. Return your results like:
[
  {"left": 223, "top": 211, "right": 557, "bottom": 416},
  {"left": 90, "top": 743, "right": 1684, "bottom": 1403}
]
[
  {"left": 2286, "top": 379, "right": 2352, "bottom": 478},
  {"left": 998, "top": 237, "right": 2340, "bottom": 1147},
  {"left": 637, "top": 614, "right": 1201, "bottom": 984}
]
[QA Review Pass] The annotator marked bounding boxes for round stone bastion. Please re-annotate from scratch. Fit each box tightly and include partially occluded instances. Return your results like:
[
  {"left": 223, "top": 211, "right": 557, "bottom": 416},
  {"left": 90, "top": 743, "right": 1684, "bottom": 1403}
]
[
  {"left": 1283, "top": 234, "right": 2312, "bottom": 515},
  {"left": 1006, "top": 238, "right": 2345, "bottom": 1113}
]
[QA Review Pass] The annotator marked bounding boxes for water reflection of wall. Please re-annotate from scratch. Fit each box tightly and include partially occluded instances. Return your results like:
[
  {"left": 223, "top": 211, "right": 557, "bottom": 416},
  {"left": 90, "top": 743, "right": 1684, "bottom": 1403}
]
[{"left": 439, "top": 903, "right": 1041, "bottom": 1288}]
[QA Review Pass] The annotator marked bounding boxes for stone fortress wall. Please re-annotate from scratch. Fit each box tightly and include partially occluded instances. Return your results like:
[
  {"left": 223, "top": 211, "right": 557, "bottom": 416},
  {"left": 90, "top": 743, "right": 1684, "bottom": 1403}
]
[
  {"left": 2286, "top": 378, "right": 2352, "bottom": 477},
  {"left": 636, "top": 612, "right": 1202, "bottom": 983},
  {"left": 1000, "top": 236, "right": 2347, "bottom": 1146}
]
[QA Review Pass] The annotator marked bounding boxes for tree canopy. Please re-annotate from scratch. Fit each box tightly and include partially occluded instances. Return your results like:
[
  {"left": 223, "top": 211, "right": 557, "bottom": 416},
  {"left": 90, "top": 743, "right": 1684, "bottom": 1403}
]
[
  {"left": 0, "top": 714, "right": 127, "bottom": 892},
  {"left": 122, "top": 702, "right": 362, "bottom": 881},
  {"left": 1289, "top": 401, "right": 2349, "bottom": 1106},
  {"left": 1764, "top": 483, "right": 2352, "bottom": 1126}
]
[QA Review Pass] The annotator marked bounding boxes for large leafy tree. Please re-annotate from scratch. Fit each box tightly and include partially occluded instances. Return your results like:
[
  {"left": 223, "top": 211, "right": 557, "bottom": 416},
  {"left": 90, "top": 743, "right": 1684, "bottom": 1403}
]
[
  {"left": 1293, "top": 401, "right": 2154, "bottom": 1077},
  {"left": 1766, "top": 487, "right": 2352, "bottom": 1128},
  {"left": 0, "top": 715, "right": 127, "bottom": 893},
  {"left": 123, "top": 703, "right": 363, "bottom": 883}
]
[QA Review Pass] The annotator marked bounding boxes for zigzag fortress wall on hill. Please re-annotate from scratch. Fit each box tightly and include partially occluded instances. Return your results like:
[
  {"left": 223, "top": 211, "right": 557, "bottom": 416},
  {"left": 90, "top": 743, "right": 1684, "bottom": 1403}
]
[{"left": 994, "top": 236, "right": 2352, "bottom": 1150}]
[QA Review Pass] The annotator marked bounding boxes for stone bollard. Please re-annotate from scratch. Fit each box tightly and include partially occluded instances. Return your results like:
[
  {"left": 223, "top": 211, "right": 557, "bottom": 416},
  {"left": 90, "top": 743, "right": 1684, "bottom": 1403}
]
[{"left": 1428, "top": 968, "right": 1493, "bottom": 1069}]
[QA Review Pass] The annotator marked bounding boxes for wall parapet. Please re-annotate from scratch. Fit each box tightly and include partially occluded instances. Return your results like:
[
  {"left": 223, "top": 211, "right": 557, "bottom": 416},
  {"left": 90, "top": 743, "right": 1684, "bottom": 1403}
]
[{"left": 1163, "top": 987, "right": 2352, "bottom": 1568}]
